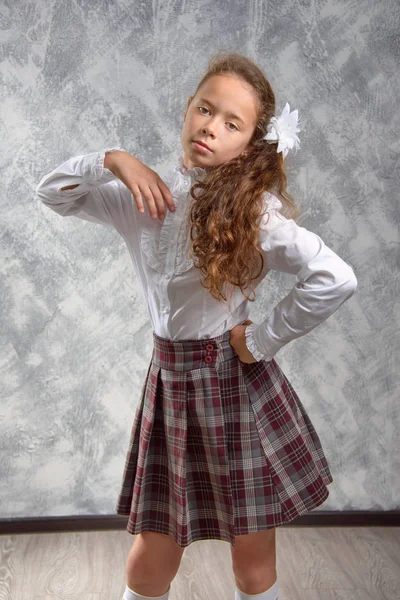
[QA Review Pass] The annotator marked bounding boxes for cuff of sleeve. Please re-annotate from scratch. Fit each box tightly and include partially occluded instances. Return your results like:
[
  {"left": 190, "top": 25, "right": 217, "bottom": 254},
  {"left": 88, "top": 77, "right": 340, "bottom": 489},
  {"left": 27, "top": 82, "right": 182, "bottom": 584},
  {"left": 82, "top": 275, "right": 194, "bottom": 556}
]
[
  {"left": 91, "top": 147, "right": 126, "bottom": 180},
  {"left": 244, "top": 323, "right": 274, "bottom": 362}
]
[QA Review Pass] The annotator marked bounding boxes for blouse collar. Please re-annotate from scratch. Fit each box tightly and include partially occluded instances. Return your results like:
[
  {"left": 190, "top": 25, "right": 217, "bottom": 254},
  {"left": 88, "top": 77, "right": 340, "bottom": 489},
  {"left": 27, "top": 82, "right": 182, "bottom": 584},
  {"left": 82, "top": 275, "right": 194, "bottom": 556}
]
[{"left": 176, "top": 154, "right": 210, "bottom": 180}]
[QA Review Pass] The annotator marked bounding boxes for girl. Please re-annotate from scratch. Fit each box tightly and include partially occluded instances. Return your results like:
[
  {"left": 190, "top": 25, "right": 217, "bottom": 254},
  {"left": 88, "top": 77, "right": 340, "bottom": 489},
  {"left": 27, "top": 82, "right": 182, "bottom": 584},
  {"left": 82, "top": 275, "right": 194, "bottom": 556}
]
[{"left": 36, "top": 52, "right": 357, "bottom": 600}]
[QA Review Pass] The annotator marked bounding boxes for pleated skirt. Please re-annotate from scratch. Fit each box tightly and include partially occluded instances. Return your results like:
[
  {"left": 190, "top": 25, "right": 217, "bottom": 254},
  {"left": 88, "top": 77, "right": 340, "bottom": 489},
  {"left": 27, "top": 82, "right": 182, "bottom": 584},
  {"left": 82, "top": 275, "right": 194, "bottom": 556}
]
[{"left": 115, "top": 327, "right": 333, "bottom": 547}]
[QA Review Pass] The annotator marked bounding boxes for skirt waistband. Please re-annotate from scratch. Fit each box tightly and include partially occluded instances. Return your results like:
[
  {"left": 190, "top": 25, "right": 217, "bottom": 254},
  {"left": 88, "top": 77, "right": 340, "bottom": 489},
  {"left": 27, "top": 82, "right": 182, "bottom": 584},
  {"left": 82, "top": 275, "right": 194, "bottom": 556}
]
[{"left": 152, "top": 328, "right": 239, "bottom": 371}]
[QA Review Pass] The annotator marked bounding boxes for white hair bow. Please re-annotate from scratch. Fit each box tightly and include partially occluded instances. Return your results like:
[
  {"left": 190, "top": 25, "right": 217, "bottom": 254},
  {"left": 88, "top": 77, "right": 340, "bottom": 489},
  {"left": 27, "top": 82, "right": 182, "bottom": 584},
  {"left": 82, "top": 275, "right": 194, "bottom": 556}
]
[{"left": 264, "top": 102, "right": 301, "bottom": 159}]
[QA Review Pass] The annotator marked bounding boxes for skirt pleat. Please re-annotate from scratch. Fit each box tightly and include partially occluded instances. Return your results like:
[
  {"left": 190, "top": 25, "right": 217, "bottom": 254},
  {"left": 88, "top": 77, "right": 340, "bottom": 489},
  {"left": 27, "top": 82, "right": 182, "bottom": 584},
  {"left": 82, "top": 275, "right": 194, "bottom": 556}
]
[{"left": 115, "top": 327, "right": 333, "bottom": 547}]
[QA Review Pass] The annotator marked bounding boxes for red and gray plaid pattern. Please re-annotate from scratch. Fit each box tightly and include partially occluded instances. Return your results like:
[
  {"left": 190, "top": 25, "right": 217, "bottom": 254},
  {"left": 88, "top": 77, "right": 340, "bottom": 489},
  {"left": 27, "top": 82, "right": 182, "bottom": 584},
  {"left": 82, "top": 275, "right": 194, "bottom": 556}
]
[{"left": 115, "top": 328, "right": 333, "bottom": 547}]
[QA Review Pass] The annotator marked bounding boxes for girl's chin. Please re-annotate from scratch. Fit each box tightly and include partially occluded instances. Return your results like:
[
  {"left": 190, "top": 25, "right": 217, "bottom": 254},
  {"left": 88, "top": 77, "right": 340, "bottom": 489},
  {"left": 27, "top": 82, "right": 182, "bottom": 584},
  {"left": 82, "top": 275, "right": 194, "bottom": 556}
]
[{"left": 183, "top": 150, "right": 210, "bottom": 168}]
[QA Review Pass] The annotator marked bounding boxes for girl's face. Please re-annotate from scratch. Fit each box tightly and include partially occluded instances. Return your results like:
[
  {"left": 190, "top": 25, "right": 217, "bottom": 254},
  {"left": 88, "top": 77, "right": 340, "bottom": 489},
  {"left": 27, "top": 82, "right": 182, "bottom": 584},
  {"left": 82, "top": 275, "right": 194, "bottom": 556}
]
[{"left": 181, "top": 74, "right": 259, "bottom": 169}]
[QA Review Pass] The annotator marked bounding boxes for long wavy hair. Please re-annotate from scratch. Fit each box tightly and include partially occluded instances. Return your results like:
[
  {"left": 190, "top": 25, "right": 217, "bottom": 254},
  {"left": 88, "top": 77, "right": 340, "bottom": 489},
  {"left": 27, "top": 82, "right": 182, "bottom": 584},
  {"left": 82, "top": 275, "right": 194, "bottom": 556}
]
[{"left": 186, "top": 52, "right": 301, "bottom": 303}]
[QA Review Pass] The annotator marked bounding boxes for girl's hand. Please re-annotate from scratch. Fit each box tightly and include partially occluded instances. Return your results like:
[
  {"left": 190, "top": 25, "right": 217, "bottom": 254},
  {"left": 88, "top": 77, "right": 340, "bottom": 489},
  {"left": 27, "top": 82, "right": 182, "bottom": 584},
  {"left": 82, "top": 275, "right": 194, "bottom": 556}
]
[
  {"left": 229, "top": 319, "right": 258, "bottom": 364},
  {"left": 105, "top": 151, "right": 175, "bottom": 220}
]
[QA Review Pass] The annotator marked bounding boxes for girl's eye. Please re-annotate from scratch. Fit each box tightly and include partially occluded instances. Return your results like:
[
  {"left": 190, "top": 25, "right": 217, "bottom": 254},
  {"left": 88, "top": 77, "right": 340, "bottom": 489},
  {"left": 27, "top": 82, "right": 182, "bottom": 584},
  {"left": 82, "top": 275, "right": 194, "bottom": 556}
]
[{"left": 198, "top": 107, "right": 239, "bottom": 131}]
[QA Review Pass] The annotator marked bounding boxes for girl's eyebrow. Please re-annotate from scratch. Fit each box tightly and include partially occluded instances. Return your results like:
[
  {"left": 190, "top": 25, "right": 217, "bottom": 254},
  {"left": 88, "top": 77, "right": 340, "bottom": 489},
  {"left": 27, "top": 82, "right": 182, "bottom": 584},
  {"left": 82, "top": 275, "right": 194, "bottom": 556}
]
[{"left": 197, "top": 97, "right": 246, "bottom": 125}]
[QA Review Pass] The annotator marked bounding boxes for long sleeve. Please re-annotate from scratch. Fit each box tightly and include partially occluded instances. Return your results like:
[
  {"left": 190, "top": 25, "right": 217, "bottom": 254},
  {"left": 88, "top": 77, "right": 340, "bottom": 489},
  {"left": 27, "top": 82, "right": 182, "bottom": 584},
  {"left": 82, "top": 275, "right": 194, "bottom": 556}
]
[
  {"left": 244, "top": 192, "right": 358, "bottom": 362},
  {"left": 35, "top": 148, "right": 138, "bottom": 235}
]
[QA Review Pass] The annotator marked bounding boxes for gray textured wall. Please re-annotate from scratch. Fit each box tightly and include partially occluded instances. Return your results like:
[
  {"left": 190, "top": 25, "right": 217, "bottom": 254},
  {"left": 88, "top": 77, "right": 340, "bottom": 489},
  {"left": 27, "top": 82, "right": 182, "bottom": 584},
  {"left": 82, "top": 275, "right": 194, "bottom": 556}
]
[{"left": 1, "top": 0, "right": 399, "bottom": 520}]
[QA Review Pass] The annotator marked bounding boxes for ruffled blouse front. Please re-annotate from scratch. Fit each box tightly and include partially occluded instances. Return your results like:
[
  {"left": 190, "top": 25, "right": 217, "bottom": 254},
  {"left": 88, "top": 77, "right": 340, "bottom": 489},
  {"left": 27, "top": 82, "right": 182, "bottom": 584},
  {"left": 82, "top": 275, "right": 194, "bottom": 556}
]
[{"left": 139, "top": 155, "right": 208, "bottom": 275}]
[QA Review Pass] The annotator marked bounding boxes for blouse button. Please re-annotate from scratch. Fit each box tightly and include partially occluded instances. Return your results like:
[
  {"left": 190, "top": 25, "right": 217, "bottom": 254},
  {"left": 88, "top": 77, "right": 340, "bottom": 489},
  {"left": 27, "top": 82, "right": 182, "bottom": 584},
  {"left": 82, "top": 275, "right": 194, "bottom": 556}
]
[
  {"left": 204, "top": 355, "right": 213, "bottom": 364},
  {"left": 206, "top": 344, "right": 214, "bottom": 351}
]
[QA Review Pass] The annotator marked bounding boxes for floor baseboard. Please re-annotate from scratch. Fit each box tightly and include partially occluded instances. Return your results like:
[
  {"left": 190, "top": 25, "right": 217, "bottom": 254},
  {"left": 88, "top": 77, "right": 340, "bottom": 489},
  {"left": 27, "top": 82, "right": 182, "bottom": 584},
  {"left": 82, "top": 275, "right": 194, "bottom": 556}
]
[{"left": 1, "top": 511, "right": 399, "bottom": 535}]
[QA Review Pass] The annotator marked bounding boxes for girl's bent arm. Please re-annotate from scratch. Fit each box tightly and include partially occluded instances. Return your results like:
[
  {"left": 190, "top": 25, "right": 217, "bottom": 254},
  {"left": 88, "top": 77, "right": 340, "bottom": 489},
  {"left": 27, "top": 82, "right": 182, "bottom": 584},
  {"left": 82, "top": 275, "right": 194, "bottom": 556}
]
[
  {"left": 244, "top": 192, "right": 358, "bottom": 362},
  {"left": 35, "top": 148, "right": 138, "bottom": 235}
]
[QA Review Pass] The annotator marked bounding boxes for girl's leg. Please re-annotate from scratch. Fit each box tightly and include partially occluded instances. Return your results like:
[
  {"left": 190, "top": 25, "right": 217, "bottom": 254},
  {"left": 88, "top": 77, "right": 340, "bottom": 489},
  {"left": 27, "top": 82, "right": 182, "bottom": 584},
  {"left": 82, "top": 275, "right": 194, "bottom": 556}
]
[
  {"left": 125, "top": 531, "right": 185, "bottom": 597},
  {"left": 230, "top": 529, "right": 278, "bottom": 596}
]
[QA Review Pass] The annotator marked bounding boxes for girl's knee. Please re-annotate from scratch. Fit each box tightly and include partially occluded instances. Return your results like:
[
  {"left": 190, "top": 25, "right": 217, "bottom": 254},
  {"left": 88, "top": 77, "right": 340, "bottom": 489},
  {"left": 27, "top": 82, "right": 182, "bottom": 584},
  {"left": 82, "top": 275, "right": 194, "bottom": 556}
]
[
  {"left": 231, "top": 529, "right": 277, "bottom": 573},
  {"left": 126, "top": 532, "right": 185, "bottom": 596},
  {"left": 128, "top": 532, "right": 185, "bottom": 574}
]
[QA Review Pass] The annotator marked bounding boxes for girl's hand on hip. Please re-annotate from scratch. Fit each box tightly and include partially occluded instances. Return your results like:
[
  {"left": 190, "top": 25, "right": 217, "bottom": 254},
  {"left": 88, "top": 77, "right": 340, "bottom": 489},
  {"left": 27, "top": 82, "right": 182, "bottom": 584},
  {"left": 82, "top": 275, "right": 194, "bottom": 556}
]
[
  {"left": 104, "top": 151, "right": 175, "bottom": 220},
  {"left": 229, "top": 319, "right": 258, "bottom": 364}
]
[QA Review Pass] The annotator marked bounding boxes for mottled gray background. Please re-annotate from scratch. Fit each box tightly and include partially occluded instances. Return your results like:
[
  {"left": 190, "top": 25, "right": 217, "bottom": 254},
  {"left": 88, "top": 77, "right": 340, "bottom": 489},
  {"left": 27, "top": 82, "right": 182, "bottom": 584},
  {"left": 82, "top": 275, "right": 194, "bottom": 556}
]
[{"left": 1, "top": 0, "right": 399, "bottom": 520}]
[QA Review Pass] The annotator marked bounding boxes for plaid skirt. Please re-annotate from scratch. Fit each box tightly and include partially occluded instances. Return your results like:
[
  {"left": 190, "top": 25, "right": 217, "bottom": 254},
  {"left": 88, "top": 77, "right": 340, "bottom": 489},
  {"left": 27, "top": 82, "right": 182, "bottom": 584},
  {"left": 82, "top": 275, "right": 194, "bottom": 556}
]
[{"left": 115, "top": 327, "right": 333, "bottom": 547}]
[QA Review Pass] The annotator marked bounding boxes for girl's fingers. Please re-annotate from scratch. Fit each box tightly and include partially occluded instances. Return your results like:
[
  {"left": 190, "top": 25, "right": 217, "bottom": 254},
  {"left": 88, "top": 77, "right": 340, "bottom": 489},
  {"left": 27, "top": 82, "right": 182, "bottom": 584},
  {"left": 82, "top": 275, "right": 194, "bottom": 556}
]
[
  {"left": 110, "top": 154, "right": 174, "bottom": 218},
  {"left": 149, "top": 184, "right": 168, "bottom": 220},
  {"left": 127, "top": 176, "right": 173, "bottom": 220},
  {"left": 141, "top": 186, "right": 159, "bottom": 219},
  {"left": 158, "top": 179, "right": 175, "bottom": 212},
  {"left": 128, "top": 183, "right": 157, "bottom": 219},
  {"left": 130, "top": 183, "right": 145, "bottom": 214}
]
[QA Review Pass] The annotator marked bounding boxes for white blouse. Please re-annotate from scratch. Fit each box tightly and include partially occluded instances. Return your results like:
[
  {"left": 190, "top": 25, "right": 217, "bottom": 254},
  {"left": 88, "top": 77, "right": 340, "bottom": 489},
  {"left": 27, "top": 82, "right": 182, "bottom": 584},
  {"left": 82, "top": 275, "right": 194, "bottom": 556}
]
[{"left": 35, "top": 148, "right": 358, "bottom": 362}]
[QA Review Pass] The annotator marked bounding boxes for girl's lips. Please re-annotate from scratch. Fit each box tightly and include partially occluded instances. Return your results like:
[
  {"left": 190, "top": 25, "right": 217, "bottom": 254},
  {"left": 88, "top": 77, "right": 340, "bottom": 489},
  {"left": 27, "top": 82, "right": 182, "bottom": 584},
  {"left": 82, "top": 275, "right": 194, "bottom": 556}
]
[{"left": 193, "top": 141, "right": 212, "bottom": 152}]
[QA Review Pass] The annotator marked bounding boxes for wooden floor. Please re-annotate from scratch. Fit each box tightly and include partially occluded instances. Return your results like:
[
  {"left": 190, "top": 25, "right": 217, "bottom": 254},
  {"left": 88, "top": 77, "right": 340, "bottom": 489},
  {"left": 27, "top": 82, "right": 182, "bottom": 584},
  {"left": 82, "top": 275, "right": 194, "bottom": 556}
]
[{"left": 1, "top": 527, "right": 399, "bottom": 600}]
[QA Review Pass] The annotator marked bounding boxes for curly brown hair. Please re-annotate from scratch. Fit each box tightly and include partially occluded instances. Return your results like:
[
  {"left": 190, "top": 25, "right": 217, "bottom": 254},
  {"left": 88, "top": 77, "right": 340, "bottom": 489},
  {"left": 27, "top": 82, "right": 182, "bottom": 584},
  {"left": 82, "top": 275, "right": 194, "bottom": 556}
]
[{"left": 186, "top": 52, "right": 301, "bottom": 303}]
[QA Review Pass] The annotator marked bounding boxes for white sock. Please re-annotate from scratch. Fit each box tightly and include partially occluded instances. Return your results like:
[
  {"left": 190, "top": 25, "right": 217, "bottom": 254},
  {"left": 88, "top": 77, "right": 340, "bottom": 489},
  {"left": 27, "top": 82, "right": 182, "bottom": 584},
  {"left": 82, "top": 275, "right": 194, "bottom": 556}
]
[
  {"left": 235, "top": 579, "right": 278, "bottom": 600},
  {"left": 123, "top": 583, "right": 171, "bottom": 600}
]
